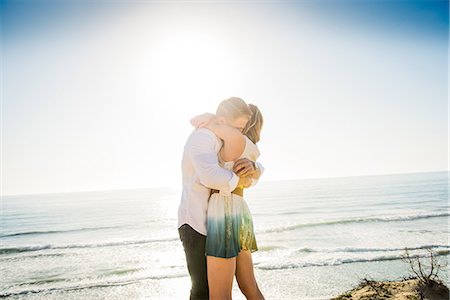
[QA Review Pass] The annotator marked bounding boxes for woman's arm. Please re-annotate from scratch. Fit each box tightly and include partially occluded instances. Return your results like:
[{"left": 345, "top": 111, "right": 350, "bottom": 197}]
[
  {"left": 191, "top": 113, "right": 243, "bottom": 142},
  {"left": 204, "top": 123, "right": 243, "bottom": 145}
]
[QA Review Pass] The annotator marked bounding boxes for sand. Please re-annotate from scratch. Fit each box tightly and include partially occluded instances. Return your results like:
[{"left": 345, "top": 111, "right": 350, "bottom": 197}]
[{"left": 332, "top": 278, "right": 449, "bottom": 300}]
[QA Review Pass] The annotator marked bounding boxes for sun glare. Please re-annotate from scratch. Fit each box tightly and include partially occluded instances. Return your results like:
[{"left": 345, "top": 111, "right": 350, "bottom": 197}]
[{"left": 151, "top": 31, "right": 234, "bottom": 97}]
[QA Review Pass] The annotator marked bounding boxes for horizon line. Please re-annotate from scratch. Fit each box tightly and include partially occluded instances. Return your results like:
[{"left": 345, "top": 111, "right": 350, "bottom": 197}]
[{"left": 2, "top": 169, "right": 448, "bottom": 198}]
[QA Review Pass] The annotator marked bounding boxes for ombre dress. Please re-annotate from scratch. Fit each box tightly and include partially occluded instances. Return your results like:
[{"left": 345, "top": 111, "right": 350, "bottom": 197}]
[{"left": 205, "top": 136, "right": 259, "bottom": 258}]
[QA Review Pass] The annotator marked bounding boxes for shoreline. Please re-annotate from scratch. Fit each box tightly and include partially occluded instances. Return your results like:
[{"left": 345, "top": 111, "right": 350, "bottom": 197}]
[{"left": 2, "top": 256, "right": 449, "bottom": 299}]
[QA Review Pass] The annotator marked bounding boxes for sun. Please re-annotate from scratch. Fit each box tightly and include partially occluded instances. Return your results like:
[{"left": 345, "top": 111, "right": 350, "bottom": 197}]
[{"left": 142, "top": 29, "right": 238, "bottom": 111}]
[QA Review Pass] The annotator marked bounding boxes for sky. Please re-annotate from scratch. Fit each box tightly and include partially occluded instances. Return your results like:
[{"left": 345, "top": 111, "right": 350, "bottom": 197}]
[{"left": 1, "top": 0, "right": 448, "bottom": 196}]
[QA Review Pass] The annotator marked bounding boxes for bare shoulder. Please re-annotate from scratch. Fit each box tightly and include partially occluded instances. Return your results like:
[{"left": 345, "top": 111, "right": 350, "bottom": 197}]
[{"left": 221, "top": 134, "right": 247, "bottom": 161}]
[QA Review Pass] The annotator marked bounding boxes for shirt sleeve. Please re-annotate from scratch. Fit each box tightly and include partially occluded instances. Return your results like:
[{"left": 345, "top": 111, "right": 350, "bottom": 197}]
[
  {"left": 187, "top": 130, "right": 239, "bottom": 193},
  {"left": 251, "top": 161, "right": 265, "bottom": 186}
]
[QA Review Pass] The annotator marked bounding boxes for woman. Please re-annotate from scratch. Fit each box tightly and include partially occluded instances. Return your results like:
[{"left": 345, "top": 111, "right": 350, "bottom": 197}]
[{"left": 190, "top": 104, "right": 265, "bottom": 300}]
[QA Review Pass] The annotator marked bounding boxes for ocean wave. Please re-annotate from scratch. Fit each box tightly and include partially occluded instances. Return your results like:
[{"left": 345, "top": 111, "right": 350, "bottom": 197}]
[
  {"left": 0, "top": 252, "right": 68, "bottom": 261},
  {"left": 257, "top": 245, "right": 284, "bottom": 252},
  {"left": 259, "top": 212, "right": 450, "bottom": 233},
  {"left": 0, "top": 273, "right": 187, "bottom": 297},
  {"left": 0, "top": 237, "right": 179, "bottom": 255},
  {"left": 15, "top": 277, "right": 68, "bottom": 287},
  {"left": 0, "top": 225, "right": 123, "bottom": 239},
  {"left": 99, "top": 267, "right": 144, "bottom": 277},
  {"left": 256, "top": 250, "right": 450, "bottom": 270},
  {"left": 0, "top": 245, "right": 53, "bottom": 255},
  {"left": 294, "top": 244, "right": 450, "bottom": 254}
]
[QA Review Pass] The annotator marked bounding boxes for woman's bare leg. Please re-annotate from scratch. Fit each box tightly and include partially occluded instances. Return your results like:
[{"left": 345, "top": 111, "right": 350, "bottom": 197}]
[
  {"left": 207, "top": 256, "right": 236, "bottom": 300},
  {"left": 235, "top": 250, "right": 265, "bottom": 300}
]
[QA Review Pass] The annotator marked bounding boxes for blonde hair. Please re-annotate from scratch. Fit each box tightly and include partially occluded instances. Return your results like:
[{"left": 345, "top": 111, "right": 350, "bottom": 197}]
[
  {"left": 243, "top": 104, "right": 263, "bottom": 144},
  {"left": 216, "top": 97, "right": 252, "bottom": 120}
]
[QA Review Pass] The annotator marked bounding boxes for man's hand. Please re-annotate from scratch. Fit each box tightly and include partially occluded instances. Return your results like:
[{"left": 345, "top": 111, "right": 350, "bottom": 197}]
[
  {"left": 237, "top": 176, "right": 252, "bottom": 189},
  {"left": 233, "top": 158, "right": 256, "bottom": 177}
]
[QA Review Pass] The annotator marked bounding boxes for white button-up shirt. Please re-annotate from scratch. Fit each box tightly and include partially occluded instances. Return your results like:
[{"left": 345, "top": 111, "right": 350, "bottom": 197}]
[
  {"left": 178, "top": 128, "right": 239, "bottom": 235},
  {"left": 178, "top": 128, "right": 263, "bottom": 236},
  {"left": 178, "top": 128, "right": 264, "bottom": 235}
]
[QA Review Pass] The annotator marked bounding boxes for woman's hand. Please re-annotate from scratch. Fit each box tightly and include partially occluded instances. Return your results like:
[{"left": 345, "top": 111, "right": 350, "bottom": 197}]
[{"left": 190, "top": 113, "right": 216, "bottom": 129}]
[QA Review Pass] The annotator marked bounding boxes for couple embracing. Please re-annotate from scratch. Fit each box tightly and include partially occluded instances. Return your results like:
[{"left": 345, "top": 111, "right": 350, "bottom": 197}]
[{"left": 178, "top": 97, "right": 266, "bottom": 300}]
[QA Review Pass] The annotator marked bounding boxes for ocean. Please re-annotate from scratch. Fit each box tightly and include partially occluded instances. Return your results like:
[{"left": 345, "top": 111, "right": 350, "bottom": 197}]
[{"left": 1, "top": 171, "right": 449, "bottom": 299}]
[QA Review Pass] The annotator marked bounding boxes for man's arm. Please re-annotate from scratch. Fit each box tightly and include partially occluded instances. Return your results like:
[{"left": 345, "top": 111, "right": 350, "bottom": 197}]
[{"left": 188, "top": 130, "right": 239, "bottom": 192}]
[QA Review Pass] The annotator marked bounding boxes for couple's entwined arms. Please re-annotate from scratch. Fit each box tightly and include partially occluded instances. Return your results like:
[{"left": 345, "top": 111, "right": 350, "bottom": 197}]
[
  {"left": 192, "top": 113, "right": 245, "bottom": 162},
  {"left": 190, "top": 113, "right": 265, "bottom": 188},
  {"left": 188, "top": 130, "right": 240, "bottom": 192},
  {"left": 188, "top": 130, "right": 255, "bottom": 190}
]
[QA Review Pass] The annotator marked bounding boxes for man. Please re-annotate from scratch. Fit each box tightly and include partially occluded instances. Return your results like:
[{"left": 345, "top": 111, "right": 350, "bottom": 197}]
[{"left": 178, "top": 97, "right": 264, "bottom": 300}]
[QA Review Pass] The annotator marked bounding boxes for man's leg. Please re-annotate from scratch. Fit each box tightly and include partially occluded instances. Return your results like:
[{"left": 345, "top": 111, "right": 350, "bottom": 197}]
[{"left": 178, "top": 224, "right": 209, "bottom": 300}]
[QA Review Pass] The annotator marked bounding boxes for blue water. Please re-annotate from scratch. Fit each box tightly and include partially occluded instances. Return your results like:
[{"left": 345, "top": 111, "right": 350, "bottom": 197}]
[{"left": 0, "top": 171, "right": 448, "bottom": 299}]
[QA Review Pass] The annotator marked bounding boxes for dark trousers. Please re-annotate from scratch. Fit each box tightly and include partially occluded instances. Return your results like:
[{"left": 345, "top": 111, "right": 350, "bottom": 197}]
[{"left": 178, "top": 224, "right": 209, "bottom": 300}]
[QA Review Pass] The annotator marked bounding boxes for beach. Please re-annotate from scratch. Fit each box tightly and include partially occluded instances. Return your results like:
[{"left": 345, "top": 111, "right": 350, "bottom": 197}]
[{"left": 1, "top": 171, "right": 448, "bottom": 299}]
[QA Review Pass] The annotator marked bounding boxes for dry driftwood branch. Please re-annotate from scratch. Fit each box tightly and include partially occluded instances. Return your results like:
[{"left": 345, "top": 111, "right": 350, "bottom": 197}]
[{"left": 401, "top": 247, "right": 447, "bottom": 285}]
